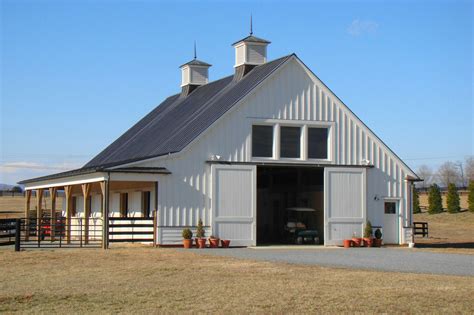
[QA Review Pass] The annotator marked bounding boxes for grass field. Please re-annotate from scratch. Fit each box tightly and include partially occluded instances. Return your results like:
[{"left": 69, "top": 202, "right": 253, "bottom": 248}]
[
  {"left": 1, "top": 247, "right": 473, "bottom": 313},
  {"left": 413, "top": 210, "right": 474, "bottom": 254},
  {"left": 0, "top": 196, "right": 63, "bottom": 219}
]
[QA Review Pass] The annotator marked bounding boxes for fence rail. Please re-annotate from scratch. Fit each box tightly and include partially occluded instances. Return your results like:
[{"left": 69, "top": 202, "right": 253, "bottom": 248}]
[
  {"left": 413, "top": 221, "right": 429, "bottom": 237},
  {"left": 1, "top": 213, "right": 159, "bottom": 250},
  {"left": 108, "top": 217, "right": 155, "bottom": 243},
  {"left": 0, "top": 219, "right": 17, "bottom": 246}
]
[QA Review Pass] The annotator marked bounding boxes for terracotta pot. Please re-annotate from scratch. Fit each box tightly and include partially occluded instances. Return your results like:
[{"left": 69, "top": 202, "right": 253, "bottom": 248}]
[
  {"left": 352, "top": 237, "right": 362, "bottom": 247},
  {"left": 197, "top": 238, "right": 207, "bottom": 249},
  {"left": 183, "top": 239, "right": 192, "bottom": 249},
  {"left": 221, "top": 239, "right": 231, "bottom": 248},
  {"left": 209, "top": 238, "right": 220, "bottom": 248},
  {"left": 373, "top": 238, "right": 383, "bottom": 247},
  {"left": 363, "top": 237, "right": 373, "bottom": 247},
  {"left": 343, "top": 239, "right": 352, "bottom": 248}
]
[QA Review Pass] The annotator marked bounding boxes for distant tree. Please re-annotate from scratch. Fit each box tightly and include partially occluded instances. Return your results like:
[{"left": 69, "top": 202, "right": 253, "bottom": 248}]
[
  {"left": 11, "top": 186, "right": 23, "bottom": 193},
  {"left": 446, "top": 183, "right": 460, "bottom": 213},
  {"left": 428, "top": 184, "right": 443, "bottom": 214},
  {"left": 455, "top": 161, "right": 466, "bottom": 188},
  {"left": 468, "top": 181, "right": 474, "bottom": 213},
  {"left": 416, "top": 165, "right": 433, "bottom": 189},
  {"left": 465, "top": 157, "right": 474, "bottom": 183},
  {"left": 413, "top": 188, "right": 421, "bottom": 214},
  {"left": 437, "top": 161, "right": 461, "bottom": 187}
]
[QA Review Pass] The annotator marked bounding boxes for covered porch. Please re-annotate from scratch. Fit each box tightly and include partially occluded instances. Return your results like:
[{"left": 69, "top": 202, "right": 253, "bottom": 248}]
[{"left": 20, "top": 167, "right": 170, "bottom": 248}]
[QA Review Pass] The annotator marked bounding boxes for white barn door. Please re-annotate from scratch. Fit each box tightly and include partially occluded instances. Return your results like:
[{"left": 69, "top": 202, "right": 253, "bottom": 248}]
[
  {"left": 324, "top": 168, "right": 367, "bottom": 246},
  {"left": 212, "top": 165, "right": 256, "bottom": 246}
]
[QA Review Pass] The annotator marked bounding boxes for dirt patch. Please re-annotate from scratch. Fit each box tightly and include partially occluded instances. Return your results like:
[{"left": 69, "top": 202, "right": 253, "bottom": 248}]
[{"left": 0, "top": 247, "right": 472, "bottom": 313}]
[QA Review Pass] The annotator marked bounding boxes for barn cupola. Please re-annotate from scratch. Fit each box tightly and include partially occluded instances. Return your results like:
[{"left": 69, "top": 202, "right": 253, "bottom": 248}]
[
  {"left": 180, "top": 42, "right": 211, "bottom": 97},
  {"left": 232, "top": 16, "right": 271, "bottom": 80}
]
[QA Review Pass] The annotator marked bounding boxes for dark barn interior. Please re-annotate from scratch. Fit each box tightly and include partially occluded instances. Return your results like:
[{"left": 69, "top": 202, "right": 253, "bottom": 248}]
[{"left": 256, "top": 166, "right": 324, "bottom": 245}]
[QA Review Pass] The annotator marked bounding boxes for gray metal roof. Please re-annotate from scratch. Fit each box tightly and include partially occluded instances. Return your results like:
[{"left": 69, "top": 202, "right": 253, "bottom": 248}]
[
  {"left": 232, "top": 35, "right": 271, "bottom": 46},
  {"left": 179, "top": 58, "right": 212, "bottom": 68},
  {"left": 84, "top": 54, "right": 293, "bottom": 169}
]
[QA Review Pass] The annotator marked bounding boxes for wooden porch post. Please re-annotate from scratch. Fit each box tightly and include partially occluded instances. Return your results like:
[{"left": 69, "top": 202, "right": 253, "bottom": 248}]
[
  {"left": 36, "top": 189, "right": 44, "bottom": 237},
  {"left": 100, "top": 180, "right": 109, "bottom": 249},
  {"left": 81, "top": 183, "right": 91, "bottom": 245},
  {"left": 64, "top": 186, "right": 73, "bottom": 244},
  {"left": 24, "top": 190, "right": 32, "bottom": 241},
  {"left": 49, "top": 187, "right": 57, "bottom": 241}
]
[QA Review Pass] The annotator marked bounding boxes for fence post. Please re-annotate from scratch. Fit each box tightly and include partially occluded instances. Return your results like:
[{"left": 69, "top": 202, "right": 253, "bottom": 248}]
[
  {"left": 153, "top": 210, "right": 157, "bottom": 247},
  {"left": 15, "top": 219, "right": 21, "bottom": 252}
]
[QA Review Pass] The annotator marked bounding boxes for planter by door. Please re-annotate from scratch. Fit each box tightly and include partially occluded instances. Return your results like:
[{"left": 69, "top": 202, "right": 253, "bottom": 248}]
[{"left": 183, "top": 239, "right": 192, "bottom": 249}]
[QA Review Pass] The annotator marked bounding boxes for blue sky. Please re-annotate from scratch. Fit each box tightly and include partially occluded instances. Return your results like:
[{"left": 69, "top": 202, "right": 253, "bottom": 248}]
[{"left": 1, "top": 0, "right": 472, "bottom": 185}]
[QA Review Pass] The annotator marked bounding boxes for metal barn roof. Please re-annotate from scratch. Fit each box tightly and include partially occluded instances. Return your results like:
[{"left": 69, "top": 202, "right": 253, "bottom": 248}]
[{"left": 84, "top": 54, "right": 293, "bottom": 169}]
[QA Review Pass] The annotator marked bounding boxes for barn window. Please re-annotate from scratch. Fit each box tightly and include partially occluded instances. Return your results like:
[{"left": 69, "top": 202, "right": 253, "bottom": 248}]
[
  {"left": 280, "top": 126, "right": 301, "bottom": 158},
  {"left": 120, "top": 193, "right": 129, "bottom": 218},
  {"left": 384, "top": 202, "right": 397, "bottom": 214},
  {"left": 308, "top": 128, "right": 328, "bottom": 159},
  {"left": 141, "top": 191, "right": 151, "bottom": 218},
  {"left": 87, "top": 196, "right": 92, "bottom": 217},
  {"left": 252, "top": 125, "right": 273, "bottom": 157},
  {"left": 71, "top": 196, "right": 77, "bottom": 216}
]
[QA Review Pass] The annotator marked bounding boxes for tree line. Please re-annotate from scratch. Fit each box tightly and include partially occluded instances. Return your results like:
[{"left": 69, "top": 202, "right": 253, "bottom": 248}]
[{"left": 416, "top": 156, "right": 474, "bottom": 189}]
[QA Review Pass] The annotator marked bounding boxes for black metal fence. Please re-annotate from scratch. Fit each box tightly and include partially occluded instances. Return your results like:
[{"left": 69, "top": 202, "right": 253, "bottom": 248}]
[{"left": 0, "top": 219, "right": 18, "bottom": 247}]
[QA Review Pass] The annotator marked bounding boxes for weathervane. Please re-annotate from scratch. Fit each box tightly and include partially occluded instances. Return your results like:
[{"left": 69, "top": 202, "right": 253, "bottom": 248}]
[
  {"left": 250, "top": 14, "right": 253, "bottom": 35},
  {"left": 194, "top": 41, "right": 197, "bottom": 59}
]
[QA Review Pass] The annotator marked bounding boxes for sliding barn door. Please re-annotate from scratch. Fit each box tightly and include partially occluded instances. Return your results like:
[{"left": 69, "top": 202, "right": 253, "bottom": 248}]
[
  {"left": 212, "top": 165, "right": 256, "bottom": 246},
  {"left": 324, "top": 168, "right": 367, "bottom": 246}
]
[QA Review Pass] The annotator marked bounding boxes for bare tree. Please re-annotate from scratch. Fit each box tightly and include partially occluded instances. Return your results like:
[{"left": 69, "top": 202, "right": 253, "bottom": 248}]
[
  {"left": 465, "top": 156, "right": 474, "bottom": 183},
  {"left": 437, "top": 161, "right": 461, "bottom": 187},
  {"left": 416, "top": 165, "right": 433, "bottom": 188},
  {"left": 455, "top": 161, "right": 466, "bottom": 188}
]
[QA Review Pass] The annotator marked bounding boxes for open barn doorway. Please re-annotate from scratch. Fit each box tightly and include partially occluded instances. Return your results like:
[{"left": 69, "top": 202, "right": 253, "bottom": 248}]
[{"left": 256, "top": 166, "right": 324, "bottom": 245}]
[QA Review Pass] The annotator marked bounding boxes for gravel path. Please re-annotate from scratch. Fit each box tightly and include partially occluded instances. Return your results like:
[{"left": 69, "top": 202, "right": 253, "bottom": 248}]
[{"left": 188, "top": 247, "right": 474, "bottom": 276}]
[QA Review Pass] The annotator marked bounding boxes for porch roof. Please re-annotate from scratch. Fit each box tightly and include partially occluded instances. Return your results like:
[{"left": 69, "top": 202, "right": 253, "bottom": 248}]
[{"left": 18, "top": 166, "right": 170, "bottom": 186}]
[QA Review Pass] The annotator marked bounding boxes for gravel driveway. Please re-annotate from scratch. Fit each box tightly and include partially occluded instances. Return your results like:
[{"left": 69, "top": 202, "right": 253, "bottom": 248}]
[{"left": 189, "top": 247, "right": 474, "bottom": 276}]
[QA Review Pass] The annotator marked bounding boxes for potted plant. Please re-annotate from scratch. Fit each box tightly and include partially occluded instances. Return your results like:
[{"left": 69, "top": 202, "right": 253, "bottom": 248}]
[
  {"left": 363, "top": 221, "right": 373, "bottom": 247},
  {"left": 352, "top": 232, "right": 362, "bottom": 247},
  {"left": 195, "top": 219, "right": 206, "bottom": 249},
  {"left": 221, "top": 239, "right": 231, "bottom": 248},
  {"left": 208, "top": 235, "right": 220, "bottom": 248},
  {"left": 373, "top": 228, "right": 383, "bottom": 247},
  {"left": 182, "top": 228, "right": 193, "bottom": 249}
]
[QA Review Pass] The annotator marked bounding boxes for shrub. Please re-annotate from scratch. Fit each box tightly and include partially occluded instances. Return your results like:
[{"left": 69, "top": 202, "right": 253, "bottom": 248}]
[
  {"left": 446, "top": 183, "right": 460, "bottom": 213},
  {"left": 413, "top": 188, "right": 421, "bottom": 214},
  {"left": 468, "top": 181, "right": 474, "bottom": 213},
  {"left": 374, "top": 228, "right": 382, "bottom": 240},
  {"left": 196, "top": 218, "right": 205, "bottom": 238},
  {"left": 364, "top": 221, "right": 373, "bottom": 238},
  {"left": 182, "top": 228, "right": 193, "bottom": 240},
  {"left": 428, "top": 184, "right": 443, "bottom": 214}
]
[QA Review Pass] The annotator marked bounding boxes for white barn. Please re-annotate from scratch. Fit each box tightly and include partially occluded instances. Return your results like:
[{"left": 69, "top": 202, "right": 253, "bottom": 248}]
[{"left": 20, "top": 32, "right": 420, "bottom": 247}]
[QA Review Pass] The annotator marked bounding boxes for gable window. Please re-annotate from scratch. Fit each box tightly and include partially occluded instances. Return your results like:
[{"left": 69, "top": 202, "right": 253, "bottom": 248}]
[
  {"left": 308, "top": 128, "right": 328, "bottom": 159},
  {"left": 280, "top": 126, "right": 301, "bottom": 158},
  {"left": 252, "top": 125, "right": 273, "bottom": 157}
]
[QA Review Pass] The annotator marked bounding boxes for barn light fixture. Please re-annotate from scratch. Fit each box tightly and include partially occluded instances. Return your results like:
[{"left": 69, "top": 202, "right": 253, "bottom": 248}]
[{"left": 210, "top": 154, "right": 222, "bottom": 161}]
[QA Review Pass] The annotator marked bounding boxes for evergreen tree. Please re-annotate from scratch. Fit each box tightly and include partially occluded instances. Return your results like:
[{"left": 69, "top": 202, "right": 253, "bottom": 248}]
[
  {"left": 468, "top": 181, "right": 474, "bottom": 213},
  {"left": 428, "top": 184, "right": 443, "bottom": 214},
  {"left": 413, "top": 188, "right": 421, "bottom": 214},
  {"left": 446, "top": 183, "right": 460, "bottom": 213}
]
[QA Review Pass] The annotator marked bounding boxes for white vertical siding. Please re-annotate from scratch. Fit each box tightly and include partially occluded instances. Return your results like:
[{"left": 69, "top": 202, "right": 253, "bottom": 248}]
[{"left": 135, "top": 58, "right": 413, "bottom": 244}]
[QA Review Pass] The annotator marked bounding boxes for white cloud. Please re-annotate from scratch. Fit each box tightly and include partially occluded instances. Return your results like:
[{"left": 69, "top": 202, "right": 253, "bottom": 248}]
[
  {"left": 0, "top": 161, "right": 83, "bottom": 185},
  {"left": 347, "top": 19, "right": 379, "bottom": 36}
]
